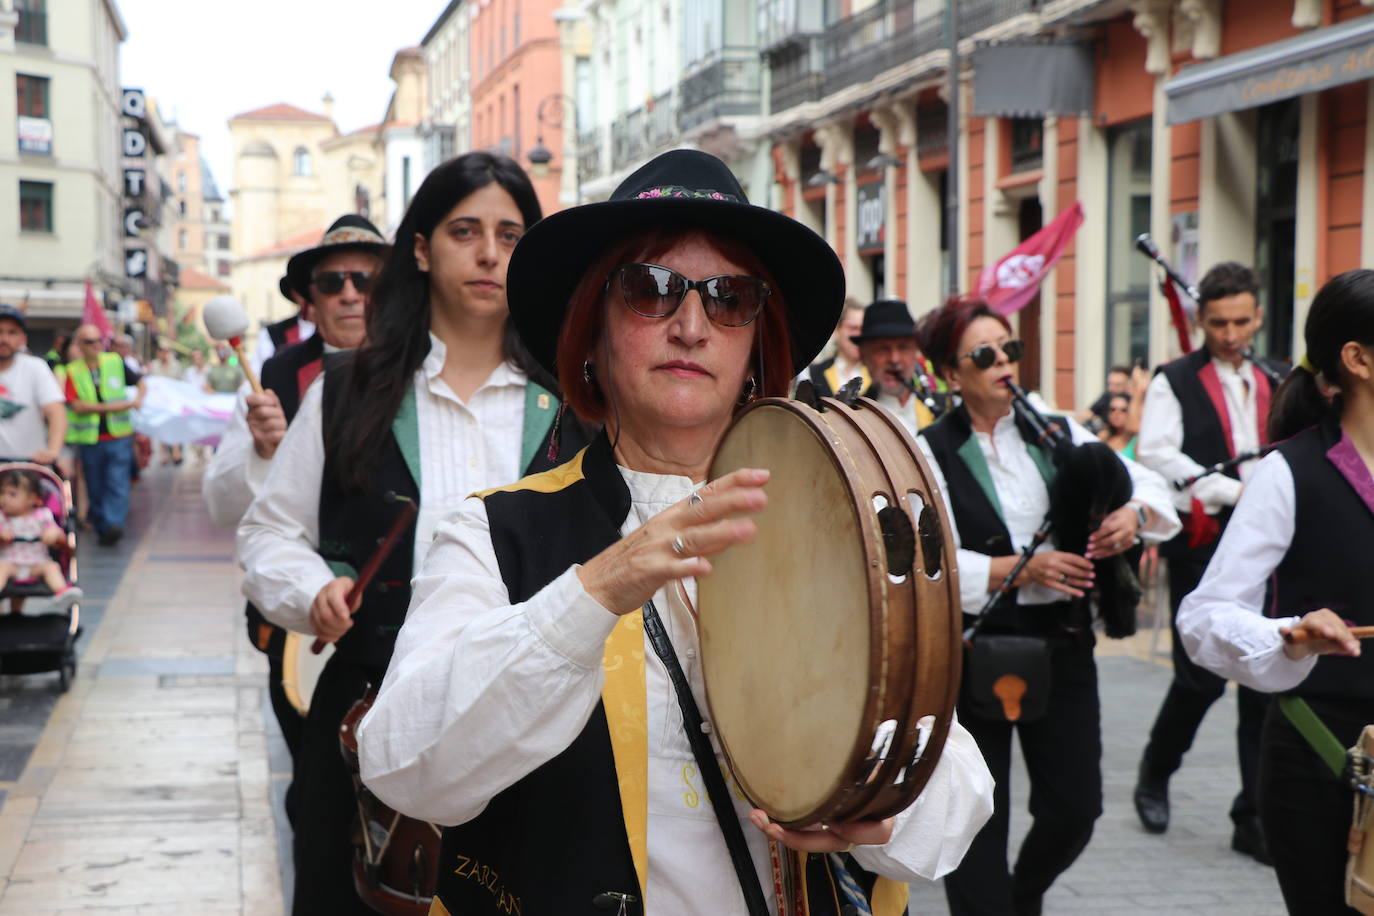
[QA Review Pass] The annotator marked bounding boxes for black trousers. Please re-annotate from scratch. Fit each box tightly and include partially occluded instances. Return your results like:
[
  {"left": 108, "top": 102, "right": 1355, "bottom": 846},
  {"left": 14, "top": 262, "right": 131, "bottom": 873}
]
[
  {"left": 1260, "top": 697, "right": 1371, "bottom": 915},
  {"left": 944, "top": 635, "right": 1103, "bottom": 916},
  {"left": 292, "top": 653, "right": 381, "bottom": 916},
  {"left": 1141, "top": 545, "right": 1267, "bottom": 823}
]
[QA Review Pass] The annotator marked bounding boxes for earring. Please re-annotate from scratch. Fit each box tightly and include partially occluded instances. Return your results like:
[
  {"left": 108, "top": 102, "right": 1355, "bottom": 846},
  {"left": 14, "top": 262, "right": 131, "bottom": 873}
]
[
  {"left": 582, "top": 361, "right": 594, "bottom": 384},
  {"left": 740, "top": 376, "right": 759, "bottom": 404}
]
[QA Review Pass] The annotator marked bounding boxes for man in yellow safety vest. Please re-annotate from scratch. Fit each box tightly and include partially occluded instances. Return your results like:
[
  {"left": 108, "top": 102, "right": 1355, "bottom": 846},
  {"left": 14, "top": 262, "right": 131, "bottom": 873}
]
[{"left": 63, "top": 324, "right": 145, "bottom": 545}]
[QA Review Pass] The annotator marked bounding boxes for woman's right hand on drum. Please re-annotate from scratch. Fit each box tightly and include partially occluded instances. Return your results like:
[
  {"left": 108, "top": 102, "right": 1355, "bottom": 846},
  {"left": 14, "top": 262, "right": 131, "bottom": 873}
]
[
  {"left": 1015, "top": 550, "right": 1095, "bottom": 599},
  {"left": 576, "top": 468, "right": 769, "bottom": 616},
  {"left": 310, "top": 576, "right": 356, "bottom": 643}
]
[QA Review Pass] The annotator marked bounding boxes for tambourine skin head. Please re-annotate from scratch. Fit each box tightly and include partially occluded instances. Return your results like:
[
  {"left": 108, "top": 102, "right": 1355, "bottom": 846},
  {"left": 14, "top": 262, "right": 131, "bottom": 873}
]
[
  {"left": 698, "top": 396, "right": 963, "bottom": 828},
  {"left": 699, "top": 401, "right": 875, "bottom": 825}
]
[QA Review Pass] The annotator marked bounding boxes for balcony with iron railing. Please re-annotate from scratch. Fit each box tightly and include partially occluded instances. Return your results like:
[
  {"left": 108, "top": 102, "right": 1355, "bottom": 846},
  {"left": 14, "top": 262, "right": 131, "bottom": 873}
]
[
  {"left": 767, "top": 39, "right": 825, "bottom": 114},
  {"left": 821, "top": 1, "right": 943, "bottom": 97},
  {"left": 958, "top": 0, "right": 1041, "bottom": 37},
  {"left": 677, "top": 47, "right": 762, "bottom": 133},
  {"left": 646, "top": 90, "right": 678, "bottom": 149},
  {"left": 578, "top": 125, "right": 604, "bottom": 182},
  {"left": 611, "top": 107, "right": 648, "bottom": 171}
]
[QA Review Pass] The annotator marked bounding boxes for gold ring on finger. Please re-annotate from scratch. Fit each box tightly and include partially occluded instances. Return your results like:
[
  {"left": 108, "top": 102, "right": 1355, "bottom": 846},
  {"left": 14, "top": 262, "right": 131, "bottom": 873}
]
[
  {"left": 1059, "top": 573, "right": 1068, "bottom": 584},
  {"left": 672, "top": 534, "right": 688, "bottom": 557}
]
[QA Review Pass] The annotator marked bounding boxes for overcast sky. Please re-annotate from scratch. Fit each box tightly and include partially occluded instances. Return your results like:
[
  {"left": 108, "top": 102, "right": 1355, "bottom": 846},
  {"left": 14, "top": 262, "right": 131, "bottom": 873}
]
[{"left": 118, "top": 0, "right": 444, "bottom": 204}]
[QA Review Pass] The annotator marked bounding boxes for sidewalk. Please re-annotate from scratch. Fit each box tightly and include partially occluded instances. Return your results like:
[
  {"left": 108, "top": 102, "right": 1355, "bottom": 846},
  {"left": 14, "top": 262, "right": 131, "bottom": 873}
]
[{"left": 0, "top": 465, "right": 281, "bottom": 915}]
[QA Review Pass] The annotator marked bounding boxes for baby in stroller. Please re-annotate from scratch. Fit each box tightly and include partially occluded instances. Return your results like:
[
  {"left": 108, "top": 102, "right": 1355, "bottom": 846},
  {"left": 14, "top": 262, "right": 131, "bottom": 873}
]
[{"left": 0, "top": 468, "right": 80, "bottom": 610}]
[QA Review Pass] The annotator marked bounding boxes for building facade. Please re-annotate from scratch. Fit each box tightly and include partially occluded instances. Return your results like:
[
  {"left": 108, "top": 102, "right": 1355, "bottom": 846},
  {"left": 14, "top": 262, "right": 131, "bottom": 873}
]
[
  {"left": 376, "top": 47, "right": 427, "bottom": 234},
  {"left": 762, "top": 0, "right": 1374, "bottom": 412},
  {"left": 0, "top": 0, "right": 129, "bottom": 339},
  {"left": 226, "top": 99, "right": 383, "bottom": 342},
  {"left": 421, "top": 2, "right": 471, "bottom": 175},
  {"left": 169, "top": 127, "right": 230, "bottom": 284}
]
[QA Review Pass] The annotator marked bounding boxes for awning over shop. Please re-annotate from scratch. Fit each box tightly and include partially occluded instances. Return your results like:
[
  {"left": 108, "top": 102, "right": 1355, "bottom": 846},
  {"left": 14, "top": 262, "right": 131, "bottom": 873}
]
[
  {"left": 972, "top": 38, "right": 1095, "bottom": 118},
  {"left": 1165, "top": 14, "right": 1374, "bottom": 125}
]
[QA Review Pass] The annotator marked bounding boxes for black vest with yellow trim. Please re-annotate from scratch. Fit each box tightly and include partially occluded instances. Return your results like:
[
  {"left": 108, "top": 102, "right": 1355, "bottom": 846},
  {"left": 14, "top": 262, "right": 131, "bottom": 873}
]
[
  {"left": 921, "top": 403, "right": 1079, "bottom": 634},
  {"left": 431, "top": 432, "right": 908, "bottom": 916},
  {"left": 316, "top": 356, "right": 577, "bottom": 668}
]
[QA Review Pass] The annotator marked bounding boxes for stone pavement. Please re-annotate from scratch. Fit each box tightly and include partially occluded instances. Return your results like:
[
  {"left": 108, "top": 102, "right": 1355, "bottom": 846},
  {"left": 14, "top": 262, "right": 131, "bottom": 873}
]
[
  {"left": 0, "top": 464, "right": 1294, "bottom": 914},
  {"left": 0, "top": 464, "right": 281, "bottom": 915}
]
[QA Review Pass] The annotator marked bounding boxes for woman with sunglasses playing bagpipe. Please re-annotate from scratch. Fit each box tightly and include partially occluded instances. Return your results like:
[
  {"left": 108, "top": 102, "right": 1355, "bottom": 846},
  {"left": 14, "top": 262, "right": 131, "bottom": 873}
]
[
  {"left": 914, "top": 296, "right": 1179, "bottom": 916},
  {"left": 237, "top": 152, "right": 590, "bottom": 916},
  {"left": 1175, "top": 269, "right": 1374, "bottom": 915},
  {"left": 356, "top": 150, "right": 995, "bottom": 915}
]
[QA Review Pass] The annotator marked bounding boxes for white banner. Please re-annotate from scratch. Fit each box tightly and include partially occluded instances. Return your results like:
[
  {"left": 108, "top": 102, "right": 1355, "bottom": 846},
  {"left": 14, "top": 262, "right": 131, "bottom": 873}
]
[{"left": 133, "top": 376, "right": 235, "bottom": 445}]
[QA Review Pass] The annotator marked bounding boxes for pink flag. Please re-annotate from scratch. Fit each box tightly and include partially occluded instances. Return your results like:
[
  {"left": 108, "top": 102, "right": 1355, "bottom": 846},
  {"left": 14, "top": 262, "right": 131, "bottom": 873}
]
[
  {"left": 977, "top": 201, "right": 1085, "bottom": 316},
  {"left": 82, "top": 279, "right": 113, "bottom": 341}
]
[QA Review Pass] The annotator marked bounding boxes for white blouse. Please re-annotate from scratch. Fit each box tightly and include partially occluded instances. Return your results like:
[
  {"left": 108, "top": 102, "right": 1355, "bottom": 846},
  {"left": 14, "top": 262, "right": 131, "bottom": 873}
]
[
  {"left": 916, "top": 397, "right": 1181, "bottom": 615},
  {"left": 357, "top": 465, "right": 996, "bottom": 913},
  {"left": 236, "top": 334, "right": 526, "bottom": 635}
]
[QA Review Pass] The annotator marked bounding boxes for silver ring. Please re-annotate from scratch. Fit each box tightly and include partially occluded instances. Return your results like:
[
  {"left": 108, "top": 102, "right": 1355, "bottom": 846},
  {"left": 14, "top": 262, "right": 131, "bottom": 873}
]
[
  {"left": 672, "top": 535, "right": 688, "bottom": 557},
  {"left": 688, "top": 490, "right": 704, "bottom": 509}
]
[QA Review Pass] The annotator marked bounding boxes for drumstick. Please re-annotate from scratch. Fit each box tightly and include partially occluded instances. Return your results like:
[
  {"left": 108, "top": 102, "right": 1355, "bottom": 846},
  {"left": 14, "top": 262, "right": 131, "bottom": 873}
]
[
  {"left": 1283, "top": 625, "right": 1374, "bottom": 645},
  {"left": 202, "top": 295, "right": 264, "bottom": 394},
  {"left": 311, "top": 495, "right": 418, "bottom": 655}
]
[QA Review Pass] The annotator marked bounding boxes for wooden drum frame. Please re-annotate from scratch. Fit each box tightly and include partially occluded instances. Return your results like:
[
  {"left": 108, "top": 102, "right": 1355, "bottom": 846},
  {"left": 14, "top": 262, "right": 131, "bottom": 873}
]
[{"left": 697, "top": 394, "right": 962, "bottom": 828}]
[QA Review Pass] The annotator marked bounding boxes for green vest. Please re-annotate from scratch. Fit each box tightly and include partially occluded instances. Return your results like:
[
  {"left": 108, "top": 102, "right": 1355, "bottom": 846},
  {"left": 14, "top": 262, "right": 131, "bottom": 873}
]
[{"left": 64, "top": 352, "right": 133, "bottom": 443}]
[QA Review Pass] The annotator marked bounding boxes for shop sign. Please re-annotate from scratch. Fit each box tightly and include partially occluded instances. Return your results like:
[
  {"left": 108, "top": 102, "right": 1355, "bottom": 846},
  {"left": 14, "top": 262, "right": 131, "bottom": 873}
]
[
  {"left": 121, "top": 89, "right": 146, "bottom": 120},
  {"left": 856, "top": 182, "right": 885, "bottom": 255},
  {"left": 125, "top": 248, "right": 148, "bottom": 279},
  {"left": 17, "top": 115, "right": 52, "bottom": 155},
  {"left": 122, "top": 128, "right": 147, "bottom": 158},
  {"left": 123, "top": 169, "right": 145, "bottom": 198}
]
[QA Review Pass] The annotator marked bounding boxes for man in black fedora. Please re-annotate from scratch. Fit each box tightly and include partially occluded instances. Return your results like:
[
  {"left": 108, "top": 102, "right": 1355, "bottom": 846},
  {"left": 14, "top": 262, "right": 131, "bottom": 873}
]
[
  {"left": 204, "top": 212, "right": 387, "bottom": 824},
  {"left": 855, "top": 298, "right": 946, "bottom": 436}
]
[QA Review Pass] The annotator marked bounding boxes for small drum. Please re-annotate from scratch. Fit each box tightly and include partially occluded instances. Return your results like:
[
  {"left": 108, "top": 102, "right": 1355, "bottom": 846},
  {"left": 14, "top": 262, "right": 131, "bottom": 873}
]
[
  {"left": 340, "top": 688, "right": 441, "bottom": 916},
  {"left": 697, "top": 394, "right": 962, "bottom": 828},
  {"left": 281, "top": 632, "right": 333, "bottom": 716}
]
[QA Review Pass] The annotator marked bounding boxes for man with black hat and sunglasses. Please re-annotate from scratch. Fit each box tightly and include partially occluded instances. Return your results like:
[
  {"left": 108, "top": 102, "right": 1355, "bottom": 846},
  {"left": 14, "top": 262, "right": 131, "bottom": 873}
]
[
  {"left": 854, "top": 299, "right": 947, "bottom": 437},
  {"left": 205, "top": 213, "right": 387, "bottom": 823}
]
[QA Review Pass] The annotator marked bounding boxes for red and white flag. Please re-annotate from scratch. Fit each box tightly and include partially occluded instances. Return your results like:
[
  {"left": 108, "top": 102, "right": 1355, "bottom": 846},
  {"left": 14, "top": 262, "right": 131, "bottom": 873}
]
[
  {"left": 977, "top": 201, "right": 1085, "bottom": 316},
  {"left": 82, "top": 279, "right": 113, "bottom": 341}
]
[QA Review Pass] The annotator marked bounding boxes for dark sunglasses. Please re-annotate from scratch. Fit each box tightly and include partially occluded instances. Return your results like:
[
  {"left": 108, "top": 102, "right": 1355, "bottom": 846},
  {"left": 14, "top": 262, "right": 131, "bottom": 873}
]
[
  {"left": 609, "top": 263, "right": 769, "bottom": 328},
  {"left": 959, "top": 338, "right": 1024, "bottom": 370},
  {"left": 78, "top": 337, "right": 102, "bottom": 345},
  {"left": 312, "top": 270, "right": 373, "bottom": 295}
]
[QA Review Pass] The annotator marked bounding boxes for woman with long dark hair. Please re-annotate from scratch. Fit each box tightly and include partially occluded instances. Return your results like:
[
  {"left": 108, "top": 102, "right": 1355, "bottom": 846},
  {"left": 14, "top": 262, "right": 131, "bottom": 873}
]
[
  {"left": 238, "top": 152, "right": 587, "bottom": 915},
  {"left": 915, "top": 296, "right": 1179, "bottom": 916},
  {"left": 1178, "top": 268, "right": 1374, "bottom": 914}
]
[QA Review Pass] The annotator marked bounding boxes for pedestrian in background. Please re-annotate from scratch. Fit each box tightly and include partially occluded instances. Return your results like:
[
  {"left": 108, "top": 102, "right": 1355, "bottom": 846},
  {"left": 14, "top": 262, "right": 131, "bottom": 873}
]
[
  {"left": 0, "top": 304, "right": 66, "bottom": 466},
  {"left": 62, "top": 326, "right": 144, "bottom": 546},
  {"left": 147, "top": 345, "right": 185, "bottom": 465}
]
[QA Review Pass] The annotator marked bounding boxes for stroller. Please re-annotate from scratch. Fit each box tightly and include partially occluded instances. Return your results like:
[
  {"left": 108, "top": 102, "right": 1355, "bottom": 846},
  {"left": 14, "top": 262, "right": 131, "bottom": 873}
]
[{"left": 0, "top": 461, "right": 81, "bottom": 691}]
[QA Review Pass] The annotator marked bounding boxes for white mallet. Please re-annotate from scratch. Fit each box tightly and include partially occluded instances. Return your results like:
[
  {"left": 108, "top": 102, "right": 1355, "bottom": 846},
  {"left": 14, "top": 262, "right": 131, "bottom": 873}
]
[{"left": 203, "top": 295, "right": 263, "bottom": 394}]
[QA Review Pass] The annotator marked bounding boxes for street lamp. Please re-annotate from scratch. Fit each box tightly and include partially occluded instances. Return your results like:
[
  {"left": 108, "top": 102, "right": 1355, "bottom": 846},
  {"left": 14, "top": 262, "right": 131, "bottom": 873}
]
[{"left": 527, "top": 93, "right": 581, "bottom": 205}]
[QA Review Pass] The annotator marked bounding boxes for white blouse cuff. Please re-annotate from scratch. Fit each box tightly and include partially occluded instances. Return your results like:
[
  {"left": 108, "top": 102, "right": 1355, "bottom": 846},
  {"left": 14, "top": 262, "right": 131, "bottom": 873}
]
[
  {"left": 1237, "top": 617, "right": 1321, "bottom": 692},
  {"left": 526, "top": 565, "right": 620, "bottom": 670}
]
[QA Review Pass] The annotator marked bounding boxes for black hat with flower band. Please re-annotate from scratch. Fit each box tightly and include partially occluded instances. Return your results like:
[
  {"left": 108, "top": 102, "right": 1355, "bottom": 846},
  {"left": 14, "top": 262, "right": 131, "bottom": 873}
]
[
  {"left": 506, "top": 149, "right": 846, "bottom": 376},
  {"left": 284, "top": 214, "right": 389, "bottom": 300}
]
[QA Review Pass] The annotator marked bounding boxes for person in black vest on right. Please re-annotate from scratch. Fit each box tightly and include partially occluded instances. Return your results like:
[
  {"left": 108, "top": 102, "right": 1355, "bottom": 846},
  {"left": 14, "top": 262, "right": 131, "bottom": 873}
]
[
  {"left": 1175, "top": 268, "right": 1374, "bottom": 913},
  {"left": 1133, "top": 262, "right": 1288, "bottom": 863}
]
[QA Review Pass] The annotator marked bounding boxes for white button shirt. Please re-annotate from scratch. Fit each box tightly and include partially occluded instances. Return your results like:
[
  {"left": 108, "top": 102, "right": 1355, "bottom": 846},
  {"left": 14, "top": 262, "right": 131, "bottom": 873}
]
[
  {"left": 358, "top": 467, "right": 996, "bottom": 913},
  {"left": 237, "top": 335, "right": 526, "bottom": 634},
  {"left": 917, "top": 396, "right": 1180, "bottom": 615},
  {"left": 875, "top": 389, "right": 924, "bottom": 440},
  {"left": 1137, "top": 356, "right": 1262, "bottom": 515},
  {"left": 1176, "top": 450, "right": 1319, "bottom": 692}
]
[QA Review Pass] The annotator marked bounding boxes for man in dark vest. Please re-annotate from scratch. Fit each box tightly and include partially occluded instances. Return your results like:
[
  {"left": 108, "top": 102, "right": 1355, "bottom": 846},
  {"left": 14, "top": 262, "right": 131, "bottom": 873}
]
[
  {"left": 1132, "top": 261, "right": 1287, "bottom": 863},
  {"left": 203, "top": 214, "right": 387, "bottom": 821},
  {"left": 853, "top": 298, "right": 945, "bottom": 437},
  {"left": 251, "top": 276, "right": 316, "bottom": 375}
]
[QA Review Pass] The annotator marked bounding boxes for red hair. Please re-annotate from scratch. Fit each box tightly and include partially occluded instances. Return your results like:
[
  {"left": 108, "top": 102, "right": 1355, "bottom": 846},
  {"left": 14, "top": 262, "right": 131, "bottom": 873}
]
[
  {"left": 915, "top": 294, "right": 1012, "bottom": 379},
  {"left": 555, "top": 227, "right": 794, "bottom": 424}
]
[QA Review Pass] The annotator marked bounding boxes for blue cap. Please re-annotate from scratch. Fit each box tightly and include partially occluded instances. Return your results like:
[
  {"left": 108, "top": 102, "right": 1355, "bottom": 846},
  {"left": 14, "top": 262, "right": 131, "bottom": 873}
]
[{"left": 0, "top": 304, "right": 25, "bottom": 330}]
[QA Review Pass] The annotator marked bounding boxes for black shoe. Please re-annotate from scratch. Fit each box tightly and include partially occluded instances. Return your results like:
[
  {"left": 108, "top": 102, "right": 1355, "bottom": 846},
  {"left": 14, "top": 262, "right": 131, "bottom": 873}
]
[
  {"left": 97, "top": 525, "right": 123, "bottom": 546},
  {"left": 1231, "top": 817, "right": 1273, "bottom": 866},
  {"left": 1133, "top": 761, "right": 1170, "bottom": 834}
]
